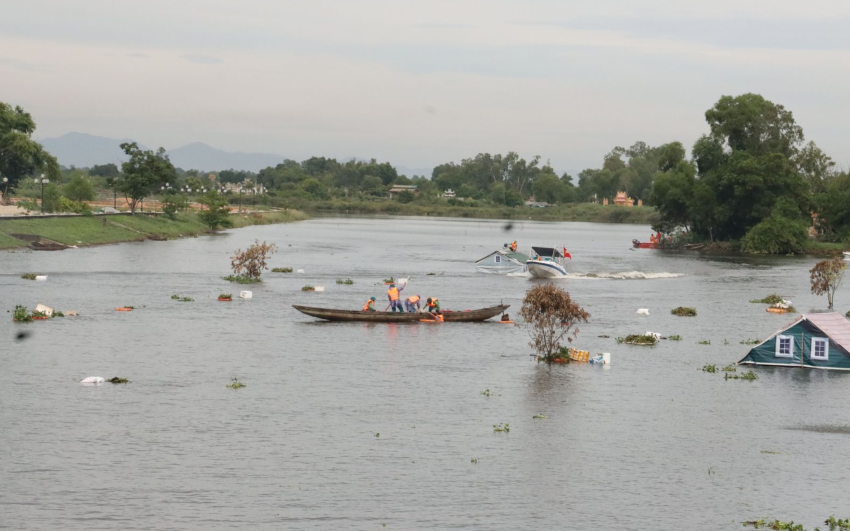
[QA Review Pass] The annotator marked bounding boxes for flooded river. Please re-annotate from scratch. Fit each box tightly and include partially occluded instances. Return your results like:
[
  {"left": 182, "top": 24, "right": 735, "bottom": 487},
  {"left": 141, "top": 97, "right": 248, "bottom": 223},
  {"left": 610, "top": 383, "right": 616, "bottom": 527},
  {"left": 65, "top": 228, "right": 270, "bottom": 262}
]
[{"left": 2, "top": 217, "right": 849, "bottom": 530}]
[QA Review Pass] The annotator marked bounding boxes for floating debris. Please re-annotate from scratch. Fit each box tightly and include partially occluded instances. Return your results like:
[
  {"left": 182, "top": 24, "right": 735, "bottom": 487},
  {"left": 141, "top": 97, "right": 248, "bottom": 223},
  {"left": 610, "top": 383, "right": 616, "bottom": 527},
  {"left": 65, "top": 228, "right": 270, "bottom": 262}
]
[
  {"left": 20, "top": 273, "right": 38, "bottom": 280},
  {"left": 749, "top": 294, "right": 784, "bottom": 305},
  {"left": 480, "top": 389, "right": 491, "bottom": 397},
  {"left": 171, "top": 294, "right": 194, "bottom": 302},
  {"left": 740, "top": 338, "right": 760, "bottom": 345},
  {"left": 671, "top": 307, "right": 697, "bottom": 316},
  {"left": 81, "top": 376, "right": 105, "bottom": 385},
  {"left": 669, "top": 335, "right": 682, "bottom": 341},
  {"left": 617, "top": 334, "right": 658, "bottom": 346},
  {"left": 301, "top": 285, "right": 315, "bottom": 292},
  {"left": 493, "top": 423, "right": 510, "bottom": 433},
  {"left": 533, "top": 414, "right": 547, "bottom": 419},
  {"left": 226, "top": 378, "right": 246, "bottom": 389},
  {"left": 218, "top": 294, "right": 232, "bottom": 301},
  {"left": 725, "top": 371, "right": 758, "bottom": 381},
  {"left": 702, "top": 364, "right": 717, "bottom": 373},
  {"left": 636, "top": 308, "right": 650, "bottom": 316},
  {"left": 107, "top": 377, "right": 130, "bottom": 384},
  {"left": 272, "top": 267, "right": 293, "bottom": 273},
  {"left": 698, "top": 340, "right": 711, "bottom": 345},
  {"left": 335, "top": 278, "right": 354, "bottom": 285}
]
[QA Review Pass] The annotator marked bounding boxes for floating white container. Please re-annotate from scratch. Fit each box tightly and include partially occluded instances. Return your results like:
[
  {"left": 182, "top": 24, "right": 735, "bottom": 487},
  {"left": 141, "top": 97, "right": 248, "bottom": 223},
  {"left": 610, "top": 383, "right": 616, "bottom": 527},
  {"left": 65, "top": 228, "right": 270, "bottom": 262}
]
[
  {"left": 81, "top": 376, "right": 104, "bottom": 385},
  {"left": 35, "top": 275, "right": 48, "bottom": 281},
  {"left": 35, "top": 304, "right": 54, "bottom": 317},
  {"left": 636, "top": 308, "right": 649, "bottom": 316},
  {"left": 314, "top": 286, "right": 325, "bottom": 292},
  {"left": 297, "top": 269, "right": 305, "bottom": 273},
  {"left": 239, "top": 291, "right": 252, "bottom": 299},
  {"left": 602, "top": 353, "right": 611, "bottom": 365}
]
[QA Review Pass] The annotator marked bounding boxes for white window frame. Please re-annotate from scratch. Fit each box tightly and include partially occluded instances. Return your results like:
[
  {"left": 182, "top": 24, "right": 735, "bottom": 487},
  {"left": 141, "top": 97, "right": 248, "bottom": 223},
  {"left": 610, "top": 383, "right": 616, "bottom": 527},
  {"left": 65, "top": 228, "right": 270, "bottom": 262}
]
[
  {"left": 811, "top": 337, "right": 829, "bottom": 361},
  {"left": 775, "top": 335, "right": 794, "bottom": 358},
  {"left": 494, "top": 255, "right": 502, "bottom": 264}
]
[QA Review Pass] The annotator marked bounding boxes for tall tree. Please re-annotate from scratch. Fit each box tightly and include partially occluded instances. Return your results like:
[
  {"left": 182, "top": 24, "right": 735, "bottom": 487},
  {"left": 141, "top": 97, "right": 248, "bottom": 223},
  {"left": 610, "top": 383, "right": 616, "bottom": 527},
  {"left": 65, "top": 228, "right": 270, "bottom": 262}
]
[
  {"left": 0, "top": 102, "right": 59, "bottom": 190},
  {"left": 118, "top": 142, "right": 176, "bottom": 213}
]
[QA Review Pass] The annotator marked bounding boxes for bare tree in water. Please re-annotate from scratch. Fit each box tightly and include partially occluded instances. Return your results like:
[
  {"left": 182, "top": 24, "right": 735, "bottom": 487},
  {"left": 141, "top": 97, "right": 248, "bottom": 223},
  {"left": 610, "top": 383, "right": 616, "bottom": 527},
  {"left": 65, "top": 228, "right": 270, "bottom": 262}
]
[
  {"left": 518, "top": 283, "right": 589, "bottom": 362},
  {"left": 810, "top": 257, "right": 847, "bottom": 310}
]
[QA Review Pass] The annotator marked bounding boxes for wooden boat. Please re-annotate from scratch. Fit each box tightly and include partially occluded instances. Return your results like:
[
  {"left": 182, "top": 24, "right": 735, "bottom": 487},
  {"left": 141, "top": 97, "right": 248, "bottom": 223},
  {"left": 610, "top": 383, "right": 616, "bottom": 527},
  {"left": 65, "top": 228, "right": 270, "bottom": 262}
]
[{"left": 292, "top": 304, "right": 510, "bottom": 323}]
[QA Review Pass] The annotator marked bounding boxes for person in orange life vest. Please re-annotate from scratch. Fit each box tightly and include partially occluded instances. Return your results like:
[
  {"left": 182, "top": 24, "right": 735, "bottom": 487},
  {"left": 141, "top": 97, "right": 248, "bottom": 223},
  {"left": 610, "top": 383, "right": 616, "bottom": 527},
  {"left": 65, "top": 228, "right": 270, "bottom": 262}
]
[
  {"left": 405, "top": 294, "right": 422, "bottom": 313},
  {"left": 425, "top": 297, "right": 441, "bottom": 314},
  {"left": 387, "top": 283, "right": 405, "bottom": 312},
  {"left": 362, "top": 296, "right": 376, "bottom": 312},
  {"left": 510, "top": 241, "right": 517, "bottom": 252}
]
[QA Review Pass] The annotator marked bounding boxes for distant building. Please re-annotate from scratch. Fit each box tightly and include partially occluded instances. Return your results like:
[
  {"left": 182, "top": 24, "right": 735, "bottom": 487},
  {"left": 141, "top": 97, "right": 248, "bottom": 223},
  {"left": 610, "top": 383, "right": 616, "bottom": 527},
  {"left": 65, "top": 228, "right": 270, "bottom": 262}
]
[
  {"left": 614, "top": 191, "right": 635, "bottom": 207},
  {"left": 442, "top": 189, "right": 456, "bottom": 199},
  {"left": 388, "top": 184, "right": 418, "bottom": 199}
]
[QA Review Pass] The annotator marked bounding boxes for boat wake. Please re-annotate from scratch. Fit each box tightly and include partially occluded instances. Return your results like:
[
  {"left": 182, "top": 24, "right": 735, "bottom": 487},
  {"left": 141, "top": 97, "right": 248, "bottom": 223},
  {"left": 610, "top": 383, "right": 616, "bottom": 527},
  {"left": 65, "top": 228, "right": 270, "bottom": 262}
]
[
  {"left": 508, "top": 271, "right": 683, "bottom": 280},
  {"left": 571, "top": 271, "right": 684, "bottom": 280}
]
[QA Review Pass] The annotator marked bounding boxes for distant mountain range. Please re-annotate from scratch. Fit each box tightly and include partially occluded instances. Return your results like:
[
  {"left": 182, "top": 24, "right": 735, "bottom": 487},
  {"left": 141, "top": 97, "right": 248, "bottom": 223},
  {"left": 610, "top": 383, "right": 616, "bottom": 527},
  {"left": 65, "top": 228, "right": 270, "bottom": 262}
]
[{"left": 38, "top": 132, "right": 432, "bottom": 177}]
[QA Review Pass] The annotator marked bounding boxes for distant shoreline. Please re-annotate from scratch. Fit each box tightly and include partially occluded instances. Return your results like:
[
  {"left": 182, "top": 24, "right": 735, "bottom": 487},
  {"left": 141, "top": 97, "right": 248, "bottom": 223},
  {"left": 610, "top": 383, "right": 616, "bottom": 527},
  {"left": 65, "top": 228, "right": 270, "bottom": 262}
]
[{"left": 0, "top": 210, "right": 307, "bottom": 250}]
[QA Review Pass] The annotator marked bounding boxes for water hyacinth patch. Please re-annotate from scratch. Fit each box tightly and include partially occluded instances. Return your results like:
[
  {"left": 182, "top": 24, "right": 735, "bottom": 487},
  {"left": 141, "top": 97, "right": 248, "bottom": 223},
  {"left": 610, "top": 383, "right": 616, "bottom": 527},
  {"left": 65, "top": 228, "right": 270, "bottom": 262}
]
[
  {"left": 302, "top": 285, "right": 315, "bottom": 292},
  {"left": 671, "top": 307, "right": 697, "bottom": 316},
  {"left": 702, "top": 364, "right": 717, "bottom": 373},
  {"left": 13, "top": 305, "right": 32, "bottom": 322},
  {"left": 218, "top": 293, "right": 232, "bottom": 301},
  {"left": 108, "top": 377, "right": 130, "bottom": 384},
  {"left": 617, "top": 334, "right": 658, "bottom": 345},
  {"left": 725, "top": 371, "right": 758, "bottom": 381},
  {"left": 335, "top": 278, "right": 354, "bottom": 285},
  {"left": 226, "top": 378, "right": 245, "bottom": 389},
  {"left": 668, "top": 335, "right": 682, "bottom": 341},
  {"left": 20, "top": 273, "right": 38, "bottom": 280},
  {"left": 171, "top": 294, "right": 194, "bottom": 302},
  {"left": 493, "top": 423, "right": 510, "bottom": 433},
  {"left": 272, "top": 267, "right": 293, "bottom": 273},
  {"left": 750, "top": 294, "right": 784, "bottom": 305},
  {"left": 222, "top": 275, "right": 260, "bottom": 284}
]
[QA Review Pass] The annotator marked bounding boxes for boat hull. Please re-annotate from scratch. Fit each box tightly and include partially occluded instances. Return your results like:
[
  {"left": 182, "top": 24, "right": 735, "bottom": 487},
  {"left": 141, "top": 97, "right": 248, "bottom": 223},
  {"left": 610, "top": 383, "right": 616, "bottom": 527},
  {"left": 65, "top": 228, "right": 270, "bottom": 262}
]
[
  {"left": 293, "top": 304, "right": 510, "bottom": 323},
  {"left": 476, "top": 264, "right": 525, "bottom": 274},
  {"left": 526, "top": 260, "right": 567, "bottom": 278}
]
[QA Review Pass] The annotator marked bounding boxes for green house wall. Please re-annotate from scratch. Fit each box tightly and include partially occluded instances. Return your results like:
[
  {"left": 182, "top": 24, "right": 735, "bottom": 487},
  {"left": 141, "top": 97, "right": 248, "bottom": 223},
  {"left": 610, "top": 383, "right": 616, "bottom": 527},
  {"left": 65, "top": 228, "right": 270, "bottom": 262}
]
[{"left": 739, "top": 319, "right": 850, "bottom": 370}]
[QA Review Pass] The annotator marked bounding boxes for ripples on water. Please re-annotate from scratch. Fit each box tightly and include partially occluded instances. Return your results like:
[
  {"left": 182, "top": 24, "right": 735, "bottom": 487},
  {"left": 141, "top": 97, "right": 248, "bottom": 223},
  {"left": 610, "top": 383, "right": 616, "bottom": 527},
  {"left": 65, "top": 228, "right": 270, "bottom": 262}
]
[{"left": 2, "top": 217, "right": 849, "bottom": 530}]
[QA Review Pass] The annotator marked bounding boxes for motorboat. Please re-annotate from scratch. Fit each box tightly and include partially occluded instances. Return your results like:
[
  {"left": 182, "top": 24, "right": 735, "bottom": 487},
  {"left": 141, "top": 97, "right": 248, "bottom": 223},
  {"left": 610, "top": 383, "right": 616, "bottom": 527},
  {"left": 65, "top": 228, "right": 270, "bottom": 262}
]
[{"left": 526, "top": 246, "right": 568, "bottom": 278}]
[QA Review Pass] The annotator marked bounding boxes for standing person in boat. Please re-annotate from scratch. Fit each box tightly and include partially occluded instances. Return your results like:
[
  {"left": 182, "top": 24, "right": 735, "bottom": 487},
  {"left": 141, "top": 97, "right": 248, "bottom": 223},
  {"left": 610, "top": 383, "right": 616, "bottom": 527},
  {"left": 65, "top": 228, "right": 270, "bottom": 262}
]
[
  {"left": 387, "top": 283, "right": 405, "bottom": 312},
  {"left": 362, "top": 296, "right": 377, "bottom": 312},
  {"left": 405, "top": 294, "right": 422, "bottom": 313},
  {"left": 425, "top": 297, "right": 441, "bottom": 316}
]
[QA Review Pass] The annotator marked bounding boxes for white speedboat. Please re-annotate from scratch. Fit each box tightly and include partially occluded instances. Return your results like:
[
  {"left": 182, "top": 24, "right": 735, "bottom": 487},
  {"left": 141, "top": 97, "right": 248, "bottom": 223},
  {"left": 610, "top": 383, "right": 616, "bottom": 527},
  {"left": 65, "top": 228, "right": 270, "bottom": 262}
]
[{"left": 526, "top": 246, "right": 568, "bottom": 278}]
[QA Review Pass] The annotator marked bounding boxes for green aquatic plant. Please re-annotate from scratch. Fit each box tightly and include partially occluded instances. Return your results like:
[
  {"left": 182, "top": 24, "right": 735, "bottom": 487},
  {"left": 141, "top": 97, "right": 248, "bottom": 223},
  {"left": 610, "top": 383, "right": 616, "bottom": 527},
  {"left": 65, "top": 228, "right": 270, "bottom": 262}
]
[
  {"left": 532, "top": 414, "right": 547, "bottom": 419},
  {"left": 702, "top": 364, "right": 717, "bottom": 373},
  {"left": 743, "top": 518, "right": 803, "bottom": 530},
  {"left": 750, "top": 294, "right": 784, "bottom": 305},
  {"left": 668, "top": 335, "right": 682, "bottom": 341},
  {"left": 272, "top": 267, "right": 293, "bottom": 273},
  {"left": 427, "top": 272, "right": 436, "bottom": 276},
  {"left": 31, "top": 310, "right": 49, "bottom": 319},
  {"left": 107, "top": 377, "right": 130, "bottom": 384},
  {"left": 13, "top": 305, "right": 32, "bottom": 322},
  {"left": 493, "top": 423, "right": 510, "bottom": 433},
  {"left": 375, "top": 432, "right": 380, "bottom": 438},
  {"left": 20, "top": 273, "right": 38, "bottom": 280},
  {"left": 335, "top": 278, "right": 354, "bottom": 285},
  {"left": 171, "top": 294, "right": 194, "bottom": 302},
  {"left": 740, "top": 338, "right": 761, "bottom": 345},
  {"left": 722, "top": 365, "right": 737, "bottom": 372},
  {"left": 222, "top": 275, "right": 261, "bottom": 284},
  {"left": 301, "top": 285, "right": 315, "bottom": 292},
  {"left": 671, "top": 306, "right": 697, "bottom": 316},
  {"left": 218, "top": 293, "right": 232, "bottom": 300},
  {"left": 825, "top": 516, "right": 850, "bottom": 530},
  {"left": 480, "top": 389, "right": 491, "bottom": 397},
  {"left": 383, "top": 277, "right": 394, "bottom": 284},
  {"left": 53, "top": 311, "right": 64, "bottom": 317},
  {"left": 470, "top": 458, "right": 479, "bottom": 464},
  {"left": 725, "top": 370, "right": 758, "bottom": 381},
  {"left": 226, "top": 378, "right": 245, "bottom": 389},
  {"left": 698, "top": 340, "right": 711, "bottom": 345},
  {"left": 618, "top": 334, "right": 658, "bottom": 345}
]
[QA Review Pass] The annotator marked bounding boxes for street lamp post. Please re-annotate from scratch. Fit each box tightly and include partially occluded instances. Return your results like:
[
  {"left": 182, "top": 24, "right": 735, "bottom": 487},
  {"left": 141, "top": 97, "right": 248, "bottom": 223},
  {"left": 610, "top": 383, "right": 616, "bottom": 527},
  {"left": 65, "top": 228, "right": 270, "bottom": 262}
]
[{"left": 39, "top": 174, "right": 49, "bottom": 214}]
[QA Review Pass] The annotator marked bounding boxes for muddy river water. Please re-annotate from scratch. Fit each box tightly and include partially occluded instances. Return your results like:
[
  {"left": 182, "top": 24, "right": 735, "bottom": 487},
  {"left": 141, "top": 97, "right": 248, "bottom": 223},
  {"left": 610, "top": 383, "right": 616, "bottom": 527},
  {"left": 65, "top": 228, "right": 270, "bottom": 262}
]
[{"left": 2, "top": 216, "right": 849, "bottom": 530}]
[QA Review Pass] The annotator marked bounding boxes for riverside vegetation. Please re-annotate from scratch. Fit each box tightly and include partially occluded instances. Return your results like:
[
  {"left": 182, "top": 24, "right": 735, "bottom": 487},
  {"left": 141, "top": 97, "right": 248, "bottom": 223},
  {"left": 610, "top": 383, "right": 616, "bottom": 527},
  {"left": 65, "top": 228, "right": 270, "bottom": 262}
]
[{"left": 8, "top": 94, "right": 850, "bottom": 252}]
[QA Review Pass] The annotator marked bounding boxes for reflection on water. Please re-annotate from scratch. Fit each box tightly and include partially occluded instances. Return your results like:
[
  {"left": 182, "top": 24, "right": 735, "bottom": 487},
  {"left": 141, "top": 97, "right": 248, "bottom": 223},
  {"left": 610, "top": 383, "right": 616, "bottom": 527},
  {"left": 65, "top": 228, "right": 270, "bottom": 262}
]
[{"left": 1, "top": 217, "right": 848, "bottom": 530}]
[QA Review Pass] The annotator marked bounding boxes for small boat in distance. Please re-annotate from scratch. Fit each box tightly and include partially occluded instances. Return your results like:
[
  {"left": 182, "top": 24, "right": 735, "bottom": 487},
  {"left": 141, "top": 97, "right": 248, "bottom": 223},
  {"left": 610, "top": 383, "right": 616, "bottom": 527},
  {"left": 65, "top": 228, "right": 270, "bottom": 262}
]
[
  {"left": 293, "top": 304, "right": 510, "bottom": 323},
  {"left": 526, "top": 246, "right": 568, "bottom": 278},
  {"left": 475, "top": 248, "right": 529, "bottom": 274},
  {"left": 632, "top": 239, "right": 658, "bottom": 249}
]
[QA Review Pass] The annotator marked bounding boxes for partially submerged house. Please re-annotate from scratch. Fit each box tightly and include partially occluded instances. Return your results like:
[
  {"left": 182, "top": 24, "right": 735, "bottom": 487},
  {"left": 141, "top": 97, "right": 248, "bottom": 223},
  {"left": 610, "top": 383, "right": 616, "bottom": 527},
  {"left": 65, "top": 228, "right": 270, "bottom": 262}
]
[
  {"left": 738, "top": 313, "right": 850, "bottom": 370},
  {"left": 475, "top": 248, "right": 529, "bottom": 274}
]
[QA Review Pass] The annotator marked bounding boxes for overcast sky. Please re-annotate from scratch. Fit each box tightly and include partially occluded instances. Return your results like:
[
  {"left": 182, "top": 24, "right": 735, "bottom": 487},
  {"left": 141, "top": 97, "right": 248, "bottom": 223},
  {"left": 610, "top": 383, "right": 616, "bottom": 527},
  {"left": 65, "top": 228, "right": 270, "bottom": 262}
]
[{"left": 2, "top": 0, "right": 848, "bottom": 175}]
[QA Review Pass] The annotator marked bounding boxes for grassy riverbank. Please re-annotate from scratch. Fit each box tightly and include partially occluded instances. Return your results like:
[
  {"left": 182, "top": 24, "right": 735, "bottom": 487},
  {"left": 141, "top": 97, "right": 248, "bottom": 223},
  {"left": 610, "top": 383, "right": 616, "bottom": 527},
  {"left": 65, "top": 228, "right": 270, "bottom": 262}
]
[
  {"left": 291, "top": 199, "right": 660, "bottom": 224},
  {"left": 0, "top": 210, "right": 308, "bottom": 249}
]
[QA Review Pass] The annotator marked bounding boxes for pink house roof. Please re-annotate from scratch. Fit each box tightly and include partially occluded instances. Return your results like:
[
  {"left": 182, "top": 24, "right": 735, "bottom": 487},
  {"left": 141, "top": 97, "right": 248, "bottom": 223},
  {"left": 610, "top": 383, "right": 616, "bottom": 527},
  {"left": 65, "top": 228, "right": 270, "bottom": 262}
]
[{"left": 806, "top": 313, "right": 850, "bottom": 353}]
